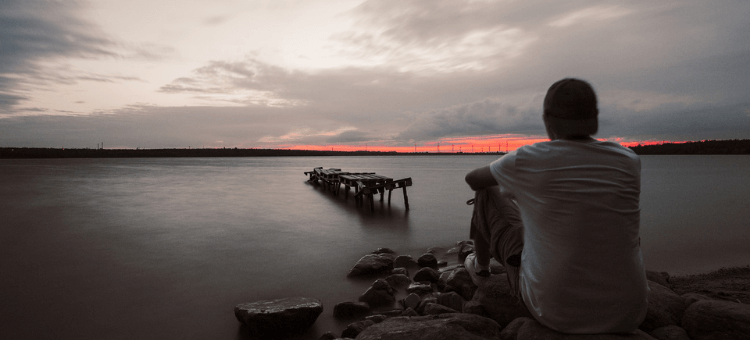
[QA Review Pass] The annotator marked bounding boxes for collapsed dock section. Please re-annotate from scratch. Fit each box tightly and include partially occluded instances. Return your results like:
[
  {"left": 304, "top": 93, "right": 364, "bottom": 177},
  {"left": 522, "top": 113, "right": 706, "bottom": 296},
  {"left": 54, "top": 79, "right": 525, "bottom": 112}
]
[{"left": 304, "top": 167, "right": 412, "bottom": 212}]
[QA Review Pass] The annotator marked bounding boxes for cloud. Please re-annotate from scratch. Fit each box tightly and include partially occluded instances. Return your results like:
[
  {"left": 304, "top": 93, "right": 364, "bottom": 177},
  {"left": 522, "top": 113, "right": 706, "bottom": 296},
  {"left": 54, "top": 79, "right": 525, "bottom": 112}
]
[
  {"left": 396, "top": 98, "right": 541, "bottom": 142},
  {"left": 325, "top": 129, "right": 373, "bottom": 144},
  {"left": 0, "top": 92, "right": 29, "bottom": 112},
  {"left": 149, "top": 0, "right": 750, "bottom": 147},
  {"left": 335, "top": 0, "right": 545, "bottom": 72},
  {"left": 0, "top": 0, "right": 146, "bottom": 113},
  {"left": 2, "top": 0, "right": 749, "bottom": 148},
  {"left": 599, "top": 100, "right": 750, "bottom": 142}
]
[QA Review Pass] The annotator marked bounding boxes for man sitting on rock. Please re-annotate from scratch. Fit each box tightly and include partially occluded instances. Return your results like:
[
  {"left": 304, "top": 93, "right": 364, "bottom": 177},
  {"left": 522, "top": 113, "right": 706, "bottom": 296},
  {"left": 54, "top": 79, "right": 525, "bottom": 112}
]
[{"left": 464, "top": 78, "right": 649, "bottom": 334}]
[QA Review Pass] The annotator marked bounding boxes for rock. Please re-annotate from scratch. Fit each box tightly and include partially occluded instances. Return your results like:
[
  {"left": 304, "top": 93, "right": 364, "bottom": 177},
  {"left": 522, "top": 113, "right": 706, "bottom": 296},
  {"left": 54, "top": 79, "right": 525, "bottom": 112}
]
[
  {"left": 437, "top": 291, "right": 464, "bottom": 312},
  {"left": 392, "top": 267, "right": 409, "bottom": 276},
  {"left": 401, "top": 308, "right": 419, "bottom": 316},
  {"left": 498, "top": 317, "right": 526, "bottom": 340},
  {"left": 341, "top": 319, "right": 375, "bottom": 339},
  {"left": 359, "top": 279, "right": 396, "bottom": 307},
  {"left": 681, "top": 292, "right": 712, "bottom": 307},
  {"left": 372, "top": 247, "right": 397, "bottom": 255},
  {"left": 458, "top": 241, "right": 475, "bottom": 263},
  {"left": 649, "top": 325, "right": 690, "bottom": 340},
  {"left": 445, "top": 267, "right": 477, "bottom": 300},
  {"left": 463, "top": 268, "right": 531, "bottom": 328},
  {"left": 234, "top": 297, "right": 323, "bottom": 336},
  {"left": 402, "top": 293, "right": 422, "bottom": 310},
  {"left": 640, "top": 281, "right": 686, "bottom": 332},
  {"left": 413, "top": 267, "right": 440, "bottom": 283},
  {"left": 689, "top": 289, "right": 750, "bottom": 304},
  {"left": 380, "top": 309, "right": 406, "bottom": 317},
  {"left": 406, "top": 282, "right": 433, "bottom": 295},
  {"left": 356, "top": 313, "right": 503, "bottom": 340},
  {"left": 417, "top": 253, "right": 438, "bottom": 268},
  {"left": 394, "top": 255, "right": 418, "bottom": 268},
  {"left": 385, "top": 273, "right": 412, "bottom": 288},
  {"left": 318, "top": 331, "right": 337, "bottom": 340},
  {"left": 423, "top": 303, "right": 459, "bottom": 315},
  {"left": 681, "top": 299, "right": 750, "bottom": 340},
  {"left": 347, "top": 254, "right": 394, "bottom": 277},
  {"left": 646, "top": 270, "right": 672, "bottom": 289},
  {"left": 416, "top": 296, "right": 438, "bottom": 315},
  {"left": 366, "top": 314, "right": 388, "bottom": 323},
  {"left": 500, "top": 317, "right": 657, "bottom": 340},
  {"left": 439, "top": 264, "right": 463, "bottom": 274},
  {"left": 333, "top": 301, "right": 370, "bottom": 319}
]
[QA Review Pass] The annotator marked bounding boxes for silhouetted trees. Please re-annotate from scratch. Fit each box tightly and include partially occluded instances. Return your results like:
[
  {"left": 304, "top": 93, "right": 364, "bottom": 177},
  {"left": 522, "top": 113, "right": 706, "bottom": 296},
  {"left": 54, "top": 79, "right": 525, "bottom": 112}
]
[{"left": 628, "top": 139, "right": 750, "bottom": 155}]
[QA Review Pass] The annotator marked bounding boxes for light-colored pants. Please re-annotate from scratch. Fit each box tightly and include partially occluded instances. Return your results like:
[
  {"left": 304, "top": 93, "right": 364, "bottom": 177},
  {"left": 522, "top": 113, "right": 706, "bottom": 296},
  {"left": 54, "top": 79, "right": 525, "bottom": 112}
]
[{"left": 470, "top": 186, "right": 524, "bottom": 296}]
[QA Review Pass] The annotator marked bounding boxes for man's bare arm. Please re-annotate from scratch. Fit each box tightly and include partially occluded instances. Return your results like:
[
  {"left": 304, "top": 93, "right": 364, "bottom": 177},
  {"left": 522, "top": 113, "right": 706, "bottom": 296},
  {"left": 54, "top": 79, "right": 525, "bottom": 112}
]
[{"left": 465, "top": 165, "right": 498, "bottom": 191}]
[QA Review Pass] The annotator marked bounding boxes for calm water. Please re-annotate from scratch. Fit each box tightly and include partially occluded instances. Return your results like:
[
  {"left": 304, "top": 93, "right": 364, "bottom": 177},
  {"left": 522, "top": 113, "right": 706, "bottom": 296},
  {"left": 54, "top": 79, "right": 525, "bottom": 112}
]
[{"left": 1, "top": 155, "right": 748, "bottom": 339}]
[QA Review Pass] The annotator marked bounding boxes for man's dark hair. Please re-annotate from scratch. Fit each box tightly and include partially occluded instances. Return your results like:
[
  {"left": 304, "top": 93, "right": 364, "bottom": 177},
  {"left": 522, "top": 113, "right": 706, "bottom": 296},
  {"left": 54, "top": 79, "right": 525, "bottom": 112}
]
[{"left": 543, "top": 78, "right": 599, "bottom": 137}]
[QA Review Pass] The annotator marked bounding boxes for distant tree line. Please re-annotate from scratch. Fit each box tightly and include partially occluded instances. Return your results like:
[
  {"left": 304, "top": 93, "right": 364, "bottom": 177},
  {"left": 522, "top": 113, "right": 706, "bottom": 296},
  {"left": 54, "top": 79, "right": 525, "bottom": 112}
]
[
  {"left": 2, "top": 139, "right": 748, "bottom": 158},
  {"left": 628, "top": 139, "right": 750, "bottom": 155}
]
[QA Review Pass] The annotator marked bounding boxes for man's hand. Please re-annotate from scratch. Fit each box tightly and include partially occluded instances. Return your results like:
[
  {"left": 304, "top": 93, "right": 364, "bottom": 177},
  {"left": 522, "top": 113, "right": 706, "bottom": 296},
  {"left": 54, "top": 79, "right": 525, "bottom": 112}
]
[{"left": 465, "top": 165, "right": 498, "bottom": 191}]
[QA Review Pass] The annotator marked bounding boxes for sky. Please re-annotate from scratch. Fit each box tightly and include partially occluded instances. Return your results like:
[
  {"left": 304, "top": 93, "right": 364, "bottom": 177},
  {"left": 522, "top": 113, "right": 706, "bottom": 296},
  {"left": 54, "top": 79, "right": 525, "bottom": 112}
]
[{"left": 1, "top": 0, "right": 749, "bottom": 151}]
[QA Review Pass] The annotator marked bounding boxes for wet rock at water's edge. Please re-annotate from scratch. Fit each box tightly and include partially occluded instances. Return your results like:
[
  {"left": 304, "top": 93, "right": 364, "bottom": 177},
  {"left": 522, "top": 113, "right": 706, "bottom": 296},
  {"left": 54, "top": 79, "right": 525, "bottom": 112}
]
[
  {"left": 347, "top": 254, "right": 394, "bottom": 278},
  {"left": 234, "top": 297, "right": 323, "bottom": 336}
]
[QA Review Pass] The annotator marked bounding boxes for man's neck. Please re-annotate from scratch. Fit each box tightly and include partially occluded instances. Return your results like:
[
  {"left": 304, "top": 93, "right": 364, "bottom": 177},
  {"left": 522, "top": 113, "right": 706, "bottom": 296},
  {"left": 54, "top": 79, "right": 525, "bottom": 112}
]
[{"left": 561, "top": 135, "right": 594, "bottom": 141}]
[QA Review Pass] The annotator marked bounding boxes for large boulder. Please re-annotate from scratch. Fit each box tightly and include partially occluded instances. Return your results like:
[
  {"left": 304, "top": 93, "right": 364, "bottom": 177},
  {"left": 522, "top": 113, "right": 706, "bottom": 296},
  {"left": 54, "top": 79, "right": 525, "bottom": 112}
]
[
  {"left": 681, "top": 299, "right": 750, "bottom": 340},
  {"left": 500, "top": 317, "right": 657, "bottom": 340},
  {"left": 359, "top": 279, "right": 396, "bottom": 307},
  {"left": 640, "top": 281, "right": 686, "bottom": 332},
  {"left": 356, "top": 313, "right": 503, "bottom": 340},
  {"left": 234, "top": 297, "right": 323, "bottom": 336},
  {"left": 347, "top": 254, "right": 394, "bottom": 277}
]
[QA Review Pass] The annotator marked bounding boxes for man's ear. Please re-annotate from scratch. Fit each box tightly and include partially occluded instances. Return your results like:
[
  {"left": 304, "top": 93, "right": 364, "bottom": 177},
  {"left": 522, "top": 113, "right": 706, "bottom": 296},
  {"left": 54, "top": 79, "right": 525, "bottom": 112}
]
[{"left": 543, "top": 114, "right": 556, "bottom": 140}]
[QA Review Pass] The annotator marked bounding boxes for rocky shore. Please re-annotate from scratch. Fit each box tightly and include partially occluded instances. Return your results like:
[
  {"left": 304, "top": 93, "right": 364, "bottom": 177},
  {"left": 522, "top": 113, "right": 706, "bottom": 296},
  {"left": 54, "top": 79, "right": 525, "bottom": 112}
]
[{"left": 234, "top": 241, "right": 750, "bottom": 340}]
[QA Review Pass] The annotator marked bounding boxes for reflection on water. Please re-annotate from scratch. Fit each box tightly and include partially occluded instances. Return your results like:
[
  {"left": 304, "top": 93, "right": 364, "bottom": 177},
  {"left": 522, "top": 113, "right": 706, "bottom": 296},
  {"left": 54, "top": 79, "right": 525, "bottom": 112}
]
[{"left": 1, "top": 155, "right": 749, "bottom": 340}]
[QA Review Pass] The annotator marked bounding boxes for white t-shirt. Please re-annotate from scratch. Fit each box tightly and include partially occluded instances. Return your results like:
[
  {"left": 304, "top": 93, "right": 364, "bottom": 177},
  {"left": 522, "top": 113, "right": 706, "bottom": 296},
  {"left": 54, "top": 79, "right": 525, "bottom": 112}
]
[{"left": 489, "top": 139, "right": 648, "bottom": 334}]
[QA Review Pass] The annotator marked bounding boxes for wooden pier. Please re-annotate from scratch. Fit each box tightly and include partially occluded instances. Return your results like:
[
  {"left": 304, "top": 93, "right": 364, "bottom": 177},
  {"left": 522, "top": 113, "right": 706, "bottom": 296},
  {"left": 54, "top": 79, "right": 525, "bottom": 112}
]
[{"left": 304, "top": 167, "right": 412, "bottom": 211}]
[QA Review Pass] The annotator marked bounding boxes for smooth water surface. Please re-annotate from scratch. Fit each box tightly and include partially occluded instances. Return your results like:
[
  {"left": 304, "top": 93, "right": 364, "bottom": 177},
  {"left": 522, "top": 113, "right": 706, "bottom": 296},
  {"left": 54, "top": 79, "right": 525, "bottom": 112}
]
[{"left": 1, "top": 155, "right": 748, "bottom": 339}]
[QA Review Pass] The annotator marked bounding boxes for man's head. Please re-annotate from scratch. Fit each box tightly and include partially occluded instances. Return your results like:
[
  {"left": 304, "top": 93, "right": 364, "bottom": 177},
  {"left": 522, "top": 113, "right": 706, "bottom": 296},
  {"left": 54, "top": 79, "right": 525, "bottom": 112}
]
[{"left": 543, "top": 78, "right": 598, "bottom": 140}]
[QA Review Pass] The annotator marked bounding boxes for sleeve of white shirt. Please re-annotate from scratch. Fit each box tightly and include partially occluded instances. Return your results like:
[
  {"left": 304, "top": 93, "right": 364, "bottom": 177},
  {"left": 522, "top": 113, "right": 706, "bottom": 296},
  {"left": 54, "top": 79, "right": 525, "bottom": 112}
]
[{"left": 489, "top": 150, "right": 518, "bottom": 199}]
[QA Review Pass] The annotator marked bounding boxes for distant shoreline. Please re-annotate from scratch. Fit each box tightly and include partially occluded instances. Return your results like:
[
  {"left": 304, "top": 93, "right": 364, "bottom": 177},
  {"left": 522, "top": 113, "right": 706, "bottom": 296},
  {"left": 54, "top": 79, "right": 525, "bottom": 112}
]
[{"left": 1, "top": 139, "right": 748, "bottom": 159}]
